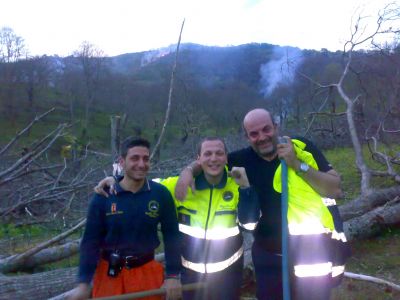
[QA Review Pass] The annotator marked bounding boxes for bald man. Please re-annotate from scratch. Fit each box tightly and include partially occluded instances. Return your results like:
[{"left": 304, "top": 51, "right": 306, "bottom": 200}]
[{"left": 176, "top": 108, "right": 350, "bottom": 300}]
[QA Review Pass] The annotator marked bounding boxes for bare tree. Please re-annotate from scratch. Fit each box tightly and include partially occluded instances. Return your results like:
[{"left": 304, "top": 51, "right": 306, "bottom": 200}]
[
  {"left": 73, "top": 41, "right": 106, "bottom": 130},
  {"left": 0, "top": 27, "right": 28, "bottom": 124},
  {"left": 0, "top": 27, "right": 26, "bottom": 63}
]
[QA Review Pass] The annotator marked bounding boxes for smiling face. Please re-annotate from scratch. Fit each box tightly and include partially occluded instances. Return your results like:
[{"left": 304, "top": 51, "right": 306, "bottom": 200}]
[
  {"left": 120, "top": 146, "right": 150, "bottom": 182},
  {"left": 197, "top": 139, "right": 227, "bottom": 181},
  {"left": 243, "top": 109, "right": 278, "bottom": 160}
]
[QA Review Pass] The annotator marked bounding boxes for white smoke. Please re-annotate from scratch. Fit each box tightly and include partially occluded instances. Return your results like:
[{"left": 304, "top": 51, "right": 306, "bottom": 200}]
[{"left": 259, "top": 46, "right": 303, "bottom": 97}]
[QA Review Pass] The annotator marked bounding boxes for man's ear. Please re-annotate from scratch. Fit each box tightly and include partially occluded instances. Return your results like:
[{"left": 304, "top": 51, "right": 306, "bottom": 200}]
[{"left": 118, "top": 156, "right": 124, "bottom": 167}]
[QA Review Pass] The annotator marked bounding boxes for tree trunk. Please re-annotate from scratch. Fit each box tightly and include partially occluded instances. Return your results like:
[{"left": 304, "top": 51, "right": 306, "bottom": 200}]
[
  {"left": 0, "top": 241, "right": 79, "bottom": 274},
  {"left": 110, "top": 115, "right": 121, "bottom": 163},
  {"left": 339, "top": 186, "right": 400, "bottom": 221},
  {"left": 343, "top": 197, "right": 400, "bottom": 240},
  {"left": 0, "top": 267, "right": 76, "bottom": 300}
]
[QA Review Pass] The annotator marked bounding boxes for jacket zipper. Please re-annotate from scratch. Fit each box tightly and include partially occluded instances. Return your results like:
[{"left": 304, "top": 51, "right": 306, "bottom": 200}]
[{"left": 203, "top": 185, "right": 214, "bottom": 273}]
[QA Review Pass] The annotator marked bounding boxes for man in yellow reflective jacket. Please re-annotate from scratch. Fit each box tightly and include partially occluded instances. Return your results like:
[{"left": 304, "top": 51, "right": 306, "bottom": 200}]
[{"left": 95, "top": 137, "right": 259, "bottom": 300}]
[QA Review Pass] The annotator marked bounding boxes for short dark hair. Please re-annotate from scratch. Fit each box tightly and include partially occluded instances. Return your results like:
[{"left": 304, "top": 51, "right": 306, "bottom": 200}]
[
  {"left": 120, "top": 138, "right": 150, "bottom": 158},
  {"left": 197, "top": 137, "right": 228, "bottom": 155}
]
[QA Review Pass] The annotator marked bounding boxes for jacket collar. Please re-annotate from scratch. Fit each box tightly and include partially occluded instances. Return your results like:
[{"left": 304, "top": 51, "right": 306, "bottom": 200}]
[
  {"left": 195, "top": 168, "right": 228, "bottom": 190},
  {"left": 115, "top": 178, "right": 151, "bottom": 195}
]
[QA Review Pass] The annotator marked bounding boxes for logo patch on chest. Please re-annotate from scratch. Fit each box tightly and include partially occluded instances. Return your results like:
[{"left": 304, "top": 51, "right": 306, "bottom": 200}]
[
  {"left": 106, "top": 202, "right": 124, "bottom": 216},
  {"left": 222, "top": 191, "right": 234, "bottom": 201},
  {"left": 146, "top": 200, "right": 160, "bottom": 218}
]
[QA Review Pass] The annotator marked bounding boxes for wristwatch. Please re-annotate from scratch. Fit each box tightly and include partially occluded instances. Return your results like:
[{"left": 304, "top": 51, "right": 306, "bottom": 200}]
[{"left": 297, "top": 162, "right": 310, "bottom": 175}]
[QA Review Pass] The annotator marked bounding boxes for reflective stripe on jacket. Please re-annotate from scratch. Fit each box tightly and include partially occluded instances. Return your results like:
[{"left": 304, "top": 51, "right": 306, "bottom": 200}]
[
  {"left": 273, "top": 139, "right": 350, "bottom": 285},
  {"left": 161, "top": 170, "right": 258, "bottom": 273}
]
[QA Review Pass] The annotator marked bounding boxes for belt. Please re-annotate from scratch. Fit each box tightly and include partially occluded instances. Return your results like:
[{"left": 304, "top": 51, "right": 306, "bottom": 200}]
[{"left": 102, "top": 252, "right": 154, "bottom": 269}]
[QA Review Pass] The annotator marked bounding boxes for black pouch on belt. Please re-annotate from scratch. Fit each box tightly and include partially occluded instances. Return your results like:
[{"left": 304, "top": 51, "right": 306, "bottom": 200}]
[{"left": 107, "top": 252, "right": 122, "bottom": 277}]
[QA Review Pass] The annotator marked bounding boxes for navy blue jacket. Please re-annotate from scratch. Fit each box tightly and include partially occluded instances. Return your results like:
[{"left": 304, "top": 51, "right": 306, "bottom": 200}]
[{"left": 78, "top": 179, "right": 180, "bottom": 284}]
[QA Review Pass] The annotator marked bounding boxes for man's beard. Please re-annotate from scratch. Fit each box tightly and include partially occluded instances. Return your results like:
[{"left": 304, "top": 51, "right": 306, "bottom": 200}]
[
  {"left": 258, "top": 145, "right": 277, "bottom": 158},
  {"left": 255, "top": 136, "right": 278, "bottom": 159}
]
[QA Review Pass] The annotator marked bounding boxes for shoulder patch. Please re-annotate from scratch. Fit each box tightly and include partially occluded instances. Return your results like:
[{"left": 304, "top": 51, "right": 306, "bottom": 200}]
[{"left": 106, "top": 202, "right": 124, "bottom": 216}]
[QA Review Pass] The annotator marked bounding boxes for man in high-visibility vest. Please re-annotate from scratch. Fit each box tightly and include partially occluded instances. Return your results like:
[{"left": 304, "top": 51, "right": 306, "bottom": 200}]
[
  {"left": 95, "top": 137, "right": 259, "bottom": 300},
  {"left": 175, "top": 109, "right": 350, "bottom": 300}
]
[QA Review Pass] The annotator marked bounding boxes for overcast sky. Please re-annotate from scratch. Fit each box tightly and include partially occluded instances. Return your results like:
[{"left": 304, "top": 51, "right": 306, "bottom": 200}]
[{"left": 0, "top": 0, "right": 396, "bottom": 57}]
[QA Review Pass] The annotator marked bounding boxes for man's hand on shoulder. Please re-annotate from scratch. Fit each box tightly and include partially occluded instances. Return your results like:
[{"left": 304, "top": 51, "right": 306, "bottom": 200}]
[
  {"left": 93, "top": 176, "right": 117, "bottom": 197},
  {"left": 175, "top": 162, "right": 200, "bottom": 201}
]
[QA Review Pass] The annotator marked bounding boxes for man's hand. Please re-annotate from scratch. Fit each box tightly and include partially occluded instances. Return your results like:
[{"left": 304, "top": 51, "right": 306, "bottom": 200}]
[
  {"left": 229, "top": 167, "right": 250, "bottom": 188},
  {"left": 162, "top": 278, "right": 182, "bottom": 300},
  {"left": 174, "top": 164, "right": 198, "bottom": 201},
  {"left": 276, "top": 136, "right": 301, "bottom": 171},
  {"left": 93, "top": 176, "right": 116, "bottom": 197},
  {"left": 277, "top": 136, "right": 343, "bottom": 198},
  {"left": 67, "top": 283, "right": 91, "bottom": 300}
]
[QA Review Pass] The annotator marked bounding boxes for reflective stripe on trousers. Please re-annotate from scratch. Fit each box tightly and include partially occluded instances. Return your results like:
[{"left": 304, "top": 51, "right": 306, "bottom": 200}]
[
  {"left": 239, "top": 221, "right": 257, "bottom": 231},
  {"left": 294, "top": 262, "right": 345, "bottom": 278},
  {"left": 182, "top": 245, "right": 243, "bottom": 273}
]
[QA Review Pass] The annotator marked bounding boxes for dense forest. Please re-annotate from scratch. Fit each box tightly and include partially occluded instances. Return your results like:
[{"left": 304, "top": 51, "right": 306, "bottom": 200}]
[{"left": 0, "top": 4, "right": 400, "bottom": 299}]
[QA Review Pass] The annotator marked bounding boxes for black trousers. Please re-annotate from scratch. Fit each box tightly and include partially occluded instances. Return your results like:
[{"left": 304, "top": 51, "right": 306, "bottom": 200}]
[
  {"left": 181, "top": 255, "right": 244, "bottom": 300},
  {"left": 252, "top": 241, "right": 332, "bottom": 300}
]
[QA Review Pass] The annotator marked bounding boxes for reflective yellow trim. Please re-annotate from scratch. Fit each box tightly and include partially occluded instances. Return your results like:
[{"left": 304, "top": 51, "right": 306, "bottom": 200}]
[
  {"left": 322, "top": 197, "right": 337, "bottom": 206},
  {"left": 288, "top": 218, "right": 331, "bottom": 235},
  {"left": 239, "top": 222, "right": 257, "bottom": 231},
  {"left": 331, "top": 230, "right": 348, "bottom": 242},
  {"left": 332, "top": 265, "right": 345, "bottom": 277},
  {"left": 181, "top": 246, "right": 243, "bottom": 273},
  {"left": 179, "top": 224, "right": 240, "bottom": 240},
  {"left": 294, "top": 262, "right": 333, "bottom": 277}
]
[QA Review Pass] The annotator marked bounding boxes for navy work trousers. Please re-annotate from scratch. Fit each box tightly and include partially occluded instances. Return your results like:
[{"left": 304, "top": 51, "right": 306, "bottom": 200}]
[{"left": 252, "top": 241, "right": 332, "bottom": 300}]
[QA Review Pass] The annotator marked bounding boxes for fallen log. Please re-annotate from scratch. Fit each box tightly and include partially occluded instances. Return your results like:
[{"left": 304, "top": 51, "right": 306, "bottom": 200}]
[
  {"left": 0, "top": 240, "right": 79, "bottom": 274},
  {"left": 0, "top": 267, "right": 76, "bottom": 300},
  {"left": 339, "top": 186, "right": 400, "bottom": 221},
  {"left": 343, "top": 197, "right": 400, "bottom": 240}
]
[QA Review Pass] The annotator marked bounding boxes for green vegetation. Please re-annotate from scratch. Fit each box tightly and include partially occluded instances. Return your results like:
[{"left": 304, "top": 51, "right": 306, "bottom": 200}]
[{"left": 325, "top": 145, "right": 400, "bottom": 202}]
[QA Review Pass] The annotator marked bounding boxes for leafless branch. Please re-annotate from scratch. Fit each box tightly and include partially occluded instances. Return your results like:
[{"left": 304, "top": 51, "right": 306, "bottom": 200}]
[
  {"left": 0, "top": 124, "right": 66, "bottom": 180},
  {"left": 53, "top": 158, "right": 68, "bottom": 189},
  {"left": 304, "top": 88, "right": 334, "bottom": 136},
  {"left": 150, "top": 19, "right": 185, "bottom": 161},
  {"left": 0, "top": 108, "right": 55, "bottom": 157}
]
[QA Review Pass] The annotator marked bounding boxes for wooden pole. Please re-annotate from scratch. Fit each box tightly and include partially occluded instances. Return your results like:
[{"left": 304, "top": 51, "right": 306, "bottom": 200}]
[
  {"left": 150, "top": 19, "right": 185, "bottom": 161},
  {"left": 110, "top": 115, "right": 121, "bottom": 164}
]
